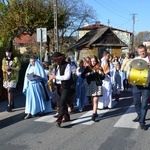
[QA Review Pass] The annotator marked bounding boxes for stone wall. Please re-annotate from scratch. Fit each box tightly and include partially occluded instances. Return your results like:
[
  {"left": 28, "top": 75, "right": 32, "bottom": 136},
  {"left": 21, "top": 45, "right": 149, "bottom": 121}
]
[{"left": 78, "top": 47, "right": 98, "bottom": 60}]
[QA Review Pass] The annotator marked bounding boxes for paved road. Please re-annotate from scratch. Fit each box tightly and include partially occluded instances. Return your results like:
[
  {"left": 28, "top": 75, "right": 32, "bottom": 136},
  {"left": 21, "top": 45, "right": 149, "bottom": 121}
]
[
  {"left": 0, "top": 90, "right": 25, "bottom": 128},
  {"left": 0, "top": 89, "right": 150, "bottom": 150}
]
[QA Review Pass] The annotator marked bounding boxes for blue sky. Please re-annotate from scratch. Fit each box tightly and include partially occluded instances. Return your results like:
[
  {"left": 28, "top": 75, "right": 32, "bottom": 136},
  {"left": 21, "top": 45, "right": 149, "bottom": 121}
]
[{"left": 84, "top": 0, "right": 150, "bottom": 34}]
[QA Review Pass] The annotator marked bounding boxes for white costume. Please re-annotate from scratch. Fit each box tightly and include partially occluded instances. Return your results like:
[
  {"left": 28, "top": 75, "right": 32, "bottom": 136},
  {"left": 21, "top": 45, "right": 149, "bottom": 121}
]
[{"left": 98, "top": 58, "right": 114, "bottom": 109}]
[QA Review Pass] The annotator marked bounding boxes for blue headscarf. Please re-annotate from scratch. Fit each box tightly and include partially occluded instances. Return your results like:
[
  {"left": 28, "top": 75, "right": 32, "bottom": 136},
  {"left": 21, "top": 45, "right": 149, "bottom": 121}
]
[{"left": 23, "top": 59, "right": 48, "bottom": 95}]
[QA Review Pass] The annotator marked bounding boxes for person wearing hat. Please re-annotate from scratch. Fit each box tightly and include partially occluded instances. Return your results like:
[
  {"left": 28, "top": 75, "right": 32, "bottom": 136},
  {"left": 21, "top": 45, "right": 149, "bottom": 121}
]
[
  {"left": 2, "top": 47, "right": 21, "bottom": 112},
  {"left": 49, "top": 52, "right": 73, "bottom": 127}
]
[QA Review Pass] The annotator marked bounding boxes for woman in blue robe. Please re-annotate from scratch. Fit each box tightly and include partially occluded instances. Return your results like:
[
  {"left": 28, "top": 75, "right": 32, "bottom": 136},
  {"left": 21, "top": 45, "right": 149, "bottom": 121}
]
[
  {"left": 23, "top": 57, "right": 52, "bottom": 119},
  {"left": 76, "top": 59, "right": 88, "bottom": 112}
]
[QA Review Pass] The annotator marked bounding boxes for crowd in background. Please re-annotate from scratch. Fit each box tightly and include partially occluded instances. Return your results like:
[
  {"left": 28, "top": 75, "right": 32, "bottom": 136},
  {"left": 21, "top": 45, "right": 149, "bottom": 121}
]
[
  {"left": 44, "top": 51, "right": 135, "bottom": 123},
  {"left": 2, "top": 46, "right": 136, "bottom": 124},
  {"left": 3, "top": 45, "right": 149, "bottom": 130}
]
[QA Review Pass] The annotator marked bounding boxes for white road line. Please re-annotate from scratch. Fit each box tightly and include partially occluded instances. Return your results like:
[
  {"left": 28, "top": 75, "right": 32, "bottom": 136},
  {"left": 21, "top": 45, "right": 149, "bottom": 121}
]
[
  {"left": 35, "top": 112, "right": 57, "bottom": 123},
  {"left": 34, "top": 96, "right": 134, "bottom": 126},
  {"left": 71, "top": 101, "right": 118, "bottom": 125},
  {"left": 71, "top": 110, "right": 94, "bottom": 125},
  {"left": 119, "top": 96, "right": 132, "bottom": 100},
  {"left": 114, "top": 105, "right": 139, "bottom": 129},
  {"left": 71, "top": 109, "right": 110, "bottom": 125}
]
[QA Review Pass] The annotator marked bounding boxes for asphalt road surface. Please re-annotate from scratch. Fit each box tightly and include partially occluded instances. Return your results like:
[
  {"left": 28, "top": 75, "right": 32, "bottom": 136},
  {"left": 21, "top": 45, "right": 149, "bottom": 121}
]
[{"left": 1, "top": 90, "right": 150, "bottom": 150}]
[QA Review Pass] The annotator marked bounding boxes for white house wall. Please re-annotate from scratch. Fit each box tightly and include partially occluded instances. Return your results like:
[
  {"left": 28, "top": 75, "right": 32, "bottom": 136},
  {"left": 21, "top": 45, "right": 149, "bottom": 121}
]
[
  {"left": 78, "top": 30, "right": 91, "bottom": 39},
  {"left": 143, "top": 41, "right": 150, "bottom": 47},
  {"left": 112, "top": 30, "right": 131, "bottom": 47}
]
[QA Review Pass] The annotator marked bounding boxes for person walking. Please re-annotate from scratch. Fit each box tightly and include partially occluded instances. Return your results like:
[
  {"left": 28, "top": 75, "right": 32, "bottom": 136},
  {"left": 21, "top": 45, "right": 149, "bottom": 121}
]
[
  {"left": 121, "top": 53, "right": 130, "bottom": 90},
  {"left": 2, "top": 47, "right": 21, "bottom": 112},
  {"left": 76, "top": 59, "right": 88, "bottom": 112},
  {"left": 23, "top": 56, "right": 52, "bottom": 119},
  {"left": 81, "top": 56, "right": 105, "bottom": 121},
  {"left": 112, "top": 63, "right": 123, "bottom": 102},
  {"left": 98, "top": 51, "right": 114, "bottom": 109},
  {"left": 49, "top": 52, "right": 73, "bottom": 127},
  {"left": 65, "top": 57, "right": 77, "bottom": 114},
  {"left": 128, "top": 45, "right": 150, "bottom": 130}
]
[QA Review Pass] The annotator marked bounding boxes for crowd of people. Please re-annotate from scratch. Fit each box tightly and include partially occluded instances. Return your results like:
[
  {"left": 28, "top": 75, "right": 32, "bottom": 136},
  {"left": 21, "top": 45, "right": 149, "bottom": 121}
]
[{"left": 2, "top": 45, "right": 150, "bottom": 130}]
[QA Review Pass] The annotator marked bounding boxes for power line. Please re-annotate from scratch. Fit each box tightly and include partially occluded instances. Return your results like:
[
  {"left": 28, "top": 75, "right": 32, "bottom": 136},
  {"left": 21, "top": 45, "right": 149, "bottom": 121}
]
[
  {"left": 117, "top": 19, "right": 132, "bottom": 29},
  {"left": 106, "top": 0, "right": 132, "bottom": 14},
  {"left": 90, "top": 0, "right": 133, "bottom": 31},
  {"left": 94, "top": 0, "right": 130, "bottom": 20}
]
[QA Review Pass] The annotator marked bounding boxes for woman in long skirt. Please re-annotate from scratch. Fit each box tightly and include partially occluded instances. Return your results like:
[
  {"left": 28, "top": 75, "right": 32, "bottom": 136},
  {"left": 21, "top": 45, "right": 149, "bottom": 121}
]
[{"left": 23, "top": 56, "right": 52, "bottom": 119}]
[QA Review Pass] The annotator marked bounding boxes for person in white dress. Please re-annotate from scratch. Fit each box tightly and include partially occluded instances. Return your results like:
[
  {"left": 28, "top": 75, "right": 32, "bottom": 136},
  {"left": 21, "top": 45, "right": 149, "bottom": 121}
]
[{"left": 98, "top": 51, "right": 114, "bottom": 109}]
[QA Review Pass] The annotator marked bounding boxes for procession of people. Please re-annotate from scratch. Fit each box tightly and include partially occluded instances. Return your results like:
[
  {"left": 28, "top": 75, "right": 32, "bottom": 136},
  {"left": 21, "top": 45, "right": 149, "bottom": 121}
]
[{"left": 1, "top": 45, "right": 150, "bottom": 130}]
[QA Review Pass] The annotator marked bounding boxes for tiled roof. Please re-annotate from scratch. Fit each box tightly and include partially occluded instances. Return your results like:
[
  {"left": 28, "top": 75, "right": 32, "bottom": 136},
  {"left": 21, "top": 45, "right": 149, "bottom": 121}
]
[
  {"left": 79, "top": 22, "right": 132, "bottom": 34},
  {"left": 79, "top": 23, "right": 106, "bottom": 30},
  {"left": 14, "top": 34, "right": 31, "bottom": 44}
]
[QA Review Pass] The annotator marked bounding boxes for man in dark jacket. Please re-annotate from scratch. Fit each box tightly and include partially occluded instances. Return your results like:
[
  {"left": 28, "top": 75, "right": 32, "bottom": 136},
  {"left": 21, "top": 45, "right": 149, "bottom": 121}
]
[{"left": 49, "top": 52, "right": 73, "bottom": 127}]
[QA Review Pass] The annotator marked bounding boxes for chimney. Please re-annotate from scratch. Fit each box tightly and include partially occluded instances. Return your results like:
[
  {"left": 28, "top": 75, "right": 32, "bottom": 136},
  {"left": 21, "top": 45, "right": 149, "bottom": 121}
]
[
  {"left": 95, "top": 21, "right": 100, "bottom": 27},
  {"left": 84, "top": 22, "right": 89, "bottom": 27}
]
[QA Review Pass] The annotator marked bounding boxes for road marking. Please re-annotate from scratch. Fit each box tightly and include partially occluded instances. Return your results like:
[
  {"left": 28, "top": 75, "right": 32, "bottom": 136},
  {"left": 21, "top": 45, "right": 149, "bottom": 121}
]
[
  {"left": 119, "top": 96, "right": 132, "bottom": 100},
  {"left": 71, "top": 96, "right": 133, "bottom": 126},
  {"left": 35, "top": 111, "right": 57, "bottom": 123},
  {"left": 34, "top": 96, "right": 135, "bottom": 127},
  {"left": 71, "top": 101, "right": 118, "bottom": 125},
  {"left": 71, "top": 110, "right": 95, "bottom": 125},
  {"left": 114, "top": 105, "right": 139, "bottom": 129},
  {"left": 71, "top": 109, "right": 111, "bottom": 125}
]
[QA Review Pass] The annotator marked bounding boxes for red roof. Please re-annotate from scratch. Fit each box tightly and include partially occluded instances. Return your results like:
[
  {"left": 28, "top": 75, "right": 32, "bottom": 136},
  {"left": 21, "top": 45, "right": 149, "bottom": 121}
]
[
  {"left": 79, "top": 22, "right": 106, "bottom": 30},
  {"left": 79, "top": 21, "right": 132, "bottom": 34},
  {"left": 14, "top": 34, "right": 31, "bottom": 44}
]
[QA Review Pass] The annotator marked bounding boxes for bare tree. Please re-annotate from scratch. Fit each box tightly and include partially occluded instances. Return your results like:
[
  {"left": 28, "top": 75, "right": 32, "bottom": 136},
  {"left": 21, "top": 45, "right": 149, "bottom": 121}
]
[
  {"left": 57, "top": 0, "right": 96, "bottom": 46},
  {"left": 44, "top": 0, "right": 96, "bottom": 53}
]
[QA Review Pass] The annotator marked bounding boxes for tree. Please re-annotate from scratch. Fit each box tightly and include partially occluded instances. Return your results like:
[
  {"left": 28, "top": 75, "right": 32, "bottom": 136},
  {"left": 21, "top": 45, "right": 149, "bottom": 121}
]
[
  {"left": 134, "top": 31, "right": 150, "bottom": 48},
  {"left": 56, "top": 0, "right": 96, "bottom": 51},
  {"left": 0, "top": 0, "right": 8, "bottom": 5},
  {"left": 0, "top": 0, "right": 95, "bottom": 53},
  {"left": 0, "top": 0, "right": 67, "bottom": 46}
]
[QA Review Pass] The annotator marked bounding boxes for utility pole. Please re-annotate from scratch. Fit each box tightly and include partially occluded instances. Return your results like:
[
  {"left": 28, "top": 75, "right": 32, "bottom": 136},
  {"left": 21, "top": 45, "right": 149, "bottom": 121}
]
[
  {"left": 131, "top": 13, "right": 138, "bottom": 50},
  {"left": 53, "top": 0, "right": 59, "bottom": 52},
  {"left": 107, "top": 19, "right": 110, "bottom": 27}
]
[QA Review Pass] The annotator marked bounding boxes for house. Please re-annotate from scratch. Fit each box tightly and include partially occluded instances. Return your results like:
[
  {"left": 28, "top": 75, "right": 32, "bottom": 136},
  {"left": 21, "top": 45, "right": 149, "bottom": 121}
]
[
  {"left": 68, "top": 21, "right": 132, "bottom": 60},
  {"left": 13, "top": 33, "right": 39, "bottom": 55},
  {"left": 14, "top": 33, "right": 31, "bottom": 54},
  {"left": 78, "top": 21, "right": 132, "bottom": 48},
  {"left": 13, "top": 32, "right": 77, "bottom": 57},
  {"left": 68, "top": 27, "right": 127, "bottom": 60},
  {"left": 143, "top": 41, "right": 150, "bottom": 47}
]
